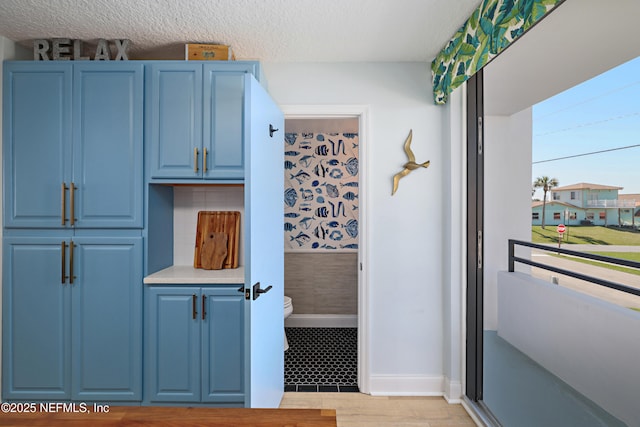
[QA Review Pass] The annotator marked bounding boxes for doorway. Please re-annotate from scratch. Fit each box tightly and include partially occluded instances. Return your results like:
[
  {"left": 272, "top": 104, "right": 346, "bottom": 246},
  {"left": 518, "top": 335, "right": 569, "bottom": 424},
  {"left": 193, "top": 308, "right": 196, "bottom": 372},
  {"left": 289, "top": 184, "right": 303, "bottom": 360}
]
[{"left": 280, "top": 105, "right": 370, "bottom": 394}]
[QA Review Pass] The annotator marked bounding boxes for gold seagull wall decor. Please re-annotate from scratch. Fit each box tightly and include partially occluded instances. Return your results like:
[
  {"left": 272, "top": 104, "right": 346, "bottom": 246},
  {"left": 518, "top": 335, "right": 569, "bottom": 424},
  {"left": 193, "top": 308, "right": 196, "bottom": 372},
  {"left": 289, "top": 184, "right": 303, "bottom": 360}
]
[{"left": 392, "top": 129, "right": 430, "bottom": 195}]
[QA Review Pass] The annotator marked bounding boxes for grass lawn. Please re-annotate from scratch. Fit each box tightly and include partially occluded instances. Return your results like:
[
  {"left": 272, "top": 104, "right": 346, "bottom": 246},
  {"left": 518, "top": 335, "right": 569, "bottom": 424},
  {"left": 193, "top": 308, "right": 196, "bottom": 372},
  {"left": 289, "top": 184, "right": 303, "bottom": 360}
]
[{"left": 532, "top": 225, "right": 640, "bottom": 246}]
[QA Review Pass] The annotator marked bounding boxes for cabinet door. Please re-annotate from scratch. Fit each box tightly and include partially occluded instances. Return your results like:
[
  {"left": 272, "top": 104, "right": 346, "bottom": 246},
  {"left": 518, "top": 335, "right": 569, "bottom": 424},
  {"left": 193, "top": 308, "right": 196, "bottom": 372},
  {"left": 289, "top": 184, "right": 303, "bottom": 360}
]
[
  {"left": 145, "top": 287, "right": 201, "bottom": 402},
  {"left": 3, "top": 63, "right": 72, "bottom": 228},
  {"left": 244, "top": 75, "right": 285, "bottom": 407},
  {"left": 71, "top": 236, "right": 142, "bottom": 401},
  {"left": 201, "top": 287, "right": 244, "bottom": 403},
  {"left": 2, "top": 236, "right": 72, "bottom": 400},
  {"left": 202, "top": 68, "right": 245, "bottom": 179},
  {"left": 72, "top": 64, "right": 143, "bottom": 228},
  {"left": 147, "top": 64, "right": 203, "bottom": 179}
]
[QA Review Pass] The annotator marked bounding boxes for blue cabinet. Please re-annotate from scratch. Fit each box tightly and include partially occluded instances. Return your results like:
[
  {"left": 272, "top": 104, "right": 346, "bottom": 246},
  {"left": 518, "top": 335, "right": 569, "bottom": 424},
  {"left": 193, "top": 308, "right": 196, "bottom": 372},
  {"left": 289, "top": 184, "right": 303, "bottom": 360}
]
[
  {"left": 146, "top": 62, "right": 258, "bottom": 181},
  {"left": 145, "top": 285, "right": 244, "bottom": 405},
  {"left": 3, "top": 62, "right": 143, "bottom": 229},
  {"left": 2, "top": 61, "right": 144, "bottom": 403},
  {"left": 2, "top": 235, "right": 142, "bottom": 401}
]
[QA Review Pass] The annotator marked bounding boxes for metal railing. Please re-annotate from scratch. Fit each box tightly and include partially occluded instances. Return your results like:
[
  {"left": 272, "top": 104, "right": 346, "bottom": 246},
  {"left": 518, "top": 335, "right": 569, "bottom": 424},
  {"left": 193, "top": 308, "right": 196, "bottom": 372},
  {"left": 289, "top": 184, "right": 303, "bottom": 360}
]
[
  {"left": 587, "top": 199, "right": 636, "bottom": 208},
  {"left": 508, "top": 239, "right": 640, "bottom": 297}
]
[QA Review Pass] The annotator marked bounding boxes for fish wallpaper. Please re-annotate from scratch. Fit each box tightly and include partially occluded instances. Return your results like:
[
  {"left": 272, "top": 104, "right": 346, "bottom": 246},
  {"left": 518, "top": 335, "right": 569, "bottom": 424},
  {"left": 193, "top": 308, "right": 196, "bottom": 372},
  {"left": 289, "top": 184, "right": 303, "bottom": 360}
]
[{"left": 284, "top": 132, "right": 359, "bottom": 251}]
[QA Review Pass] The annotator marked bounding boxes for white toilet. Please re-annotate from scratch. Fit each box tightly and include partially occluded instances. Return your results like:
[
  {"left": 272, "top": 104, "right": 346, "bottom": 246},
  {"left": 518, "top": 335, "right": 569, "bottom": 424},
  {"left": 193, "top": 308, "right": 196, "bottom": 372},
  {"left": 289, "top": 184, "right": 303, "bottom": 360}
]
[{"left": 284, "top": 296, "right": 293, "bottom": 351}]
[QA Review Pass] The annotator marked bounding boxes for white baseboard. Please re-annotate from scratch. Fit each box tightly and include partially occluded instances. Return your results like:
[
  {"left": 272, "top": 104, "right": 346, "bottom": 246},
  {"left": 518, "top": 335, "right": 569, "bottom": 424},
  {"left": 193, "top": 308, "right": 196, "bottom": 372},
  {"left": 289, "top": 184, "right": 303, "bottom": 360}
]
[
  {"left": 285, "top": 314, "right": 358, "bottom": 328},
  {"left": 368, "top": 374, "right": 444, "bottom": 396},
  {"left": 443, "top": 378, "right": 463, "bottom": 403}
]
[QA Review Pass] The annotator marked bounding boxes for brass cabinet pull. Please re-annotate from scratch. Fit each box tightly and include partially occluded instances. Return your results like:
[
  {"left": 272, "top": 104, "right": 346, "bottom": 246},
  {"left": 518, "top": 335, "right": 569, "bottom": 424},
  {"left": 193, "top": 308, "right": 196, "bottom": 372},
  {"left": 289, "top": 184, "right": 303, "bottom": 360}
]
[
  {"left": 192, "top": 294, "right": 197, "bottom": 319},
  {"left": 61, "top": 183, "right": 68, "bottom": 225},
  {"left": 69, "top": 182, "right": 76, "bottom": 226},
  {"left": 203, "top": 148, "right": 208, "bottom": 173},
  {"left": 69, "top": 241, "right": 76, "bottom": 284},
  {"left": 194, "top": 148, "right": 199, "bottom": 173},
  {"left": 202, "top": 294, "right": 206, "bottom": 320},
  {"left": 61, "top": 241, "right": 68, "bottom": 283}
]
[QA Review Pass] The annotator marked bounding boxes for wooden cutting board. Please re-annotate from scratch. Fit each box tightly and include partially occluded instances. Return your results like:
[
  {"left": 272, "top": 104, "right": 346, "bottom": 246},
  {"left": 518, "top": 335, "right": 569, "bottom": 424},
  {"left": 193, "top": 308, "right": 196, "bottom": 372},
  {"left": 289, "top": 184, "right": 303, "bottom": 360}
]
[{"left": 194, "top": 211, "right": 240, "bottom": 269}]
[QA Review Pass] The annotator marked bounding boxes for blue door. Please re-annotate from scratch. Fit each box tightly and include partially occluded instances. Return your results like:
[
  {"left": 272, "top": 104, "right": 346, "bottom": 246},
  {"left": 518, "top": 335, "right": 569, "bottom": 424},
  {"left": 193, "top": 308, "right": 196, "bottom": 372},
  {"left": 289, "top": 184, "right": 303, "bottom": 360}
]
[
  {"left": 2, "top": 236, "right": 72, "bottom": 400},
  {"left": 71, "top": 236, "right": 142, "bottom": 401},
  {"left": 3, "top": 63, "right": 72, "bottom": 228},
  {"left": 145, "top": 287, "right": 201, "bottom": 402},
  {"left": 72, "top": 64, "right": 143, "bottom": 228},
  {"left": 244, "top": 75, "right": 285, "bottom": 408},
  {"left": 202, "top": 68, "right": 245, "bottom": 179},
  {"left": 201, "top": 287, "right": 245, "bottom": 403},
  {"left": 146, "top": 64, "right": 203, "bottom": 179}
]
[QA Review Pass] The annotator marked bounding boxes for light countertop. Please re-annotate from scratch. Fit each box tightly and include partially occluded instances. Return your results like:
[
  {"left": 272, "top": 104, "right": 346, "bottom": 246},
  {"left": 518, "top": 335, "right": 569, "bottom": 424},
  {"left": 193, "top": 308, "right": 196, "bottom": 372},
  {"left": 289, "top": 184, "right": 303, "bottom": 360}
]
[{"left": 144, "top": 265, "right": 244, "bottom": 284}]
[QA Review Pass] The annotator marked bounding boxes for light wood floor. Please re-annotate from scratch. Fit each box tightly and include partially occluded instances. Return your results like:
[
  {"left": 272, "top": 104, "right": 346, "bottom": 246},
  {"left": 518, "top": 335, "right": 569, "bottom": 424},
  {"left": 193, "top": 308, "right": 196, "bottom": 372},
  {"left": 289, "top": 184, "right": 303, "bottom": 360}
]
[
  {"left": 280, "top": 392, "right": 477, "bottom": 427},
  {"left": 0, "top": 394, "right": 476, "bottom": 427}
]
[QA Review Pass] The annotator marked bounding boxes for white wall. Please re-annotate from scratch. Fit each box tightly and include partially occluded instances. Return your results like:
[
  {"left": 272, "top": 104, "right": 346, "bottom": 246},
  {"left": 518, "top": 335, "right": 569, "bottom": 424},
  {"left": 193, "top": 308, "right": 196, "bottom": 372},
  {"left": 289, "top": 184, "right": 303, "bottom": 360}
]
[
  {"left": 484, "top": 109, "right": 533, "bottom": 330},
  {"left": 264, "top": 62, "right": 458, "bottom": 395},
  {"left": 498, "top": 271, "right": 640, "bottom": 427},
  {"left": 440, "top": 87, "right": 466, "bottom": 402}
]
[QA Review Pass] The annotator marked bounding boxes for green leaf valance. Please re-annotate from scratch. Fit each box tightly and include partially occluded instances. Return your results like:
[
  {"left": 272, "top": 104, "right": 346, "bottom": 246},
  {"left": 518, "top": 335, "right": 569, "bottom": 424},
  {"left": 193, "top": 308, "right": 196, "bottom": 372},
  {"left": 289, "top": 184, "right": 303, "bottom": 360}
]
[{"left": 431, "top": 0, "right": 564, "bottom": 104}]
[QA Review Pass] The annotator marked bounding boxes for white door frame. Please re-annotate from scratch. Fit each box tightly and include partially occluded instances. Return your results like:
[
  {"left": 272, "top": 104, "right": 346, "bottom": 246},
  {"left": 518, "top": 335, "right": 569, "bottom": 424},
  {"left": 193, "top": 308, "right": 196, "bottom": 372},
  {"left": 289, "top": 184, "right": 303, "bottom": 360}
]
[{"left": 280, "top": 104, "right": 370, "bottom": 394}]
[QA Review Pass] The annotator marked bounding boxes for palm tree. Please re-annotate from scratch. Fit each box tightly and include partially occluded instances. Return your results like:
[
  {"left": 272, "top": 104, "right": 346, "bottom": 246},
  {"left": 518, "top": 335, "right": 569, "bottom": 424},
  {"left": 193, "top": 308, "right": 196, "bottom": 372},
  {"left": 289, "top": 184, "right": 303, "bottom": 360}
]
[{"left": 533, "top": 176, "right": 559, "bottom": 229}]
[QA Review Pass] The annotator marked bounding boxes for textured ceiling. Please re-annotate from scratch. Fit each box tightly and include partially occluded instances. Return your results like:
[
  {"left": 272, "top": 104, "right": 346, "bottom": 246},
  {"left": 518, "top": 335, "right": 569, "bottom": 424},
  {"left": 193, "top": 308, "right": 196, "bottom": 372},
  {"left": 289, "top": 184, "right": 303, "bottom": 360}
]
[{"left": 0, "top": 0, "right": 480, "bottom": 62}]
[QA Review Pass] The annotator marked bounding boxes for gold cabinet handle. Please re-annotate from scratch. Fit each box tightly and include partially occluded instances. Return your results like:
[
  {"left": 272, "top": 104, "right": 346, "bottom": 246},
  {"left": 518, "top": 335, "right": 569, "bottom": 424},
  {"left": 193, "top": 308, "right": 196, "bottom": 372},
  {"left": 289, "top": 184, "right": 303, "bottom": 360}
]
[
  {"left": 69, "top": 182, "right": 76, "bottom": 226},
  {"left": 69, "top": 241, "right": 76, "bottom": 284},
  {"left": 61, "top": 183, "right": 68, "bottom": 225},
  {"left": 192, "top": 294, "right": 198, "bottom": 319},
  {"left": 203, "top": 148, "right": 208, "bottom": 173},
  {"left": 194, "top": 148, "right": 199, "bottom": 173},
  {"left": 61, "top": 241, "right": 68, "bottom": 283}
]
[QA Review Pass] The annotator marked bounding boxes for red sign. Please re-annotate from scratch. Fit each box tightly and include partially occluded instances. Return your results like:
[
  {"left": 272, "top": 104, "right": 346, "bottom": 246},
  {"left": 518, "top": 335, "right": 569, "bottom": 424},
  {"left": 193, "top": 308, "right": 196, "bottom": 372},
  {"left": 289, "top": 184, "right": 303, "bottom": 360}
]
[{"left": 557, "top": 224, "right": 566, "bottom": 234}]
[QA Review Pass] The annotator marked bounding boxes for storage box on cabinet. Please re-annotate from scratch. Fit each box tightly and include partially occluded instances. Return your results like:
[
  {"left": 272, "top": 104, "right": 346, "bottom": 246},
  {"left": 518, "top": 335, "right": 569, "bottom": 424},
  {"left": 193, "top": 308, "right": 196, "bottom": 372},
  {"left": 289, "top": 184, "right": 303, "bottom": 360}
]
[
  {"left": 2, "top": 62, "right": 144, "bottom": 229},
  {"left": 146, "top": 62, "right": 260, "bottom": 182},
  {"left": 144, "top": 285, "right": 245, "bottom": 405},
  {"left": 1, "top": 235, "right": 143, "bottom": 401}
]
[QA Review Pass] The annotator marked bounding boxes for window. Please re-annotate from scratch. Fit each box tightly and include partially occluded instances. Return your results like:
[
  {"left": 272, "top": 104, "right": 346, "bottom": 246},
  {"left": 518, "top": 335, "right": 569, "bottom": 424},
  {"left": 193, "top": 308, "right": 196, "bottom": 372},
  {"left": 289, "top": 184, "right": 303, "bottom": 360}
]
[
  {"left": 569, "top": 212, "right": 577, "bottom": 220},
  {"left": 553, "top": 212, "right": 561, "bottom": 220},
  {"left": 553, "top": 192, "right": 560, "bottom": 200},
  {"left": 599, "top": 211, "right": 606, "bottom": 219},
  {"left": 532, "top": 212, "right": 539, "bottom": 220},
  {"left": 570, "top": 191, "right": 576, "bottom": 200},
  {"left": 586, "top": 212, "right": 595, "bottom": 220}
]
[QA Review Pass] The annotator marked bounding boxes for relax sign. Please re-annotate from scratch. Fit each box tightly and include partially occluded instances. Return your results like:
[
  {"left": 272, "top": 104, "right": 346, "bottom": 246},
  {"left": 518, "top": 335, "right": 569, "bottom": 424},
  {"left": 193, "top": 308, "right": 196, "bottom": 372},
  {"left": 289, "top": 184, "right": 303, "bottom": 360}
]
[{"left": 34, "top": 39, "right": 131, "bottom": 60}]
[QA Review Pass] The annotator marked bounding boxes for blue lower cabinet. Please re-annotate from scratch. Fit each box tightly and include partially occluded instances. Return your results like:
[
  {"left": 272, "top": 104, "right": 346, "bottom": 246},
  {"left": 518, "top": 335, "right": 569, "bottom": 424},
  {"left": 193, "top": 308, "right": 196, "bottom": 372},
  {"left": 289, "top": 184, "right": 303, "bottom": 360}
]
[
  {"left": 2, "top": 236, "right": 142, "bottom": 401},
  {"left": 71, "top": 237, "right": 143, "bottom": 401},
  {"left": 145, "top": 286, "right": 244, "bottom": 405}
]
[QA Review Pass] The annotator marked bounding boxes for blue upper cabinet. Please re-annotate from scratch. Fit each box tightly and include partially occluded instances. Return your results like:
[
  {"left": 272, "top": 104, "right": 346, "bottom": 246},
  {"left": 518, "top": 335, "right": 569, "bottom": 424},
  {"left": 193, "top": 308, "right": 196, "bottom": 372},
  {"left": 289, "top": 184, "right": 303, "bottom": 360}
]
[
  {"left": 3, "top": 63, "right": 72, "bottom": 228},
  {"left": 146, "top": 63, "right": 202, "bottom": 179},
  {"left": 146, "top": 62, "right": 259, "bottom": 181},
  {"left": 2, "top": 62, "right": 143, "bottom": 229},
  {"left": 202, "top": 66, "right": 245, "bottom": 180},
  {"left": 72, "top": 64, "right": 144, "bottom": 228}
]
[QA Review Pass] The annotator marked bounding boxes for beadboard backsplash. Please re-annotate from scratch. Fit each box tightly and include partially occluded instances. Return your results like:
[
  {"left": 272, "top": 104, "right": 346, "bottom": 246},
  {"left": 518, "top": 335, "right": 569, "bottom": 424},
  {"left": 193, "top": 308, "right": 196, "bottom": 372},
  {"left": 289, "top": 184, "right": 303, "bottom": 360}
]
[{"left": 173, "top": 186, "right": 245, "bottom": 266}]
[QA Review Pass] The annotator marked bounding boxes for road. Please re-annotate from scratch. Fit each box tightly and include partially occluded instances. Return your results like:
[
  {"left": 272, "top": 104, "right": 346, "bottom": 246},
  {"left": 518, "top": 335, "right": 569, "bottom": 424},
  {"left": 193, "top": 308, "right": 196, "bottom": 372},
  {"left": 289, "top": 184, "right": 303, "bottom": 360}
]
[{"left": 527, "top": 245, "right": 640, "bottom": 310}]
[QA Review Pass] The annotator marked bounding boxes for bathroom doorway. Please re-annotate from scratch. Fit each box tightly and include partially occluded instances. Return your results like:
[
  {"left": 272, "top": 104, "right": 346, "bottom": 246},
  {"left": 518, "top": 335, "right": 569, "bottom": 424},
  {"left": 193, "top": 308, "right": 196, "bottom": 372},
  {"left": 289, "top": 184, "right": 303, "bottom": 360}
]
[{"left": 280, "top": 106, "right": 369, "bottom": 393}]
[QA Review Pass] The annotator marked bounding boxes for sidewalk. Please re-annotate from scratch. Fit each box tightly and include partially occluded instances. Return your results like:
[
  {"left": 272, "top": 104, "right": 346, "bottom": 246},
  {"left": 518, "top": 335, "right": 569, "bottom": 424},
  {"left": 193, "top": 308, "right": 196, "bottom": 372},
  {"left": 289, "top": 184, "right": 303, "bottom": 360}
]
[{"left": 537, "top": 243, "right": 640, "bottom": 252}]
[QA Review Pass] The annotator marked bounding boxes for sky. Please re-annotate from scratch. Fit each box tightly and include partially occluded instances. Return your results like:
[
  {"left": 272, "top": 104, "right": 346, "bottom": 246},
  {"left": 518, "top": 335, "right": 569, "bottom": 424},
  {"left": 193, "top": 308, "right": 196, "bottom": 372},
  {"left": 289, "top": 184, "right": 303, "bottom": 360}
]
[{"left": 532, "top": 55, "right": 640, "bottom": 200}]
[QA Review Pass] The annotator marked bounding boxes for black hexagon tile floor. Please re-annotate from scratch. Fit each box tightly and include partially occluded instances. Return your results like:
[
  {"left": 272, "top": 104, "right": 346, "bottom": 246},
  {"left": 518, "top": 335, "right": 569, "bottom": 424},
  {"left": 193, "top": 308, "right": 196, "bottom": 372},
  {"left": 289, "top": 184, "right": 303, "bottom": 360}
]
[{"left": 284, "top": 327, "right": 359, "bottom": 392}]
